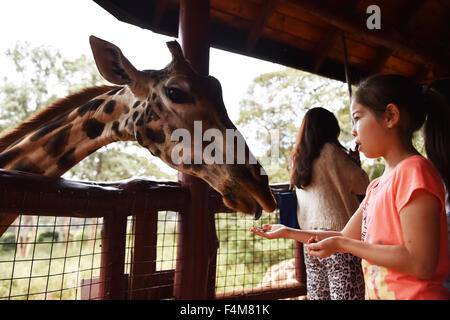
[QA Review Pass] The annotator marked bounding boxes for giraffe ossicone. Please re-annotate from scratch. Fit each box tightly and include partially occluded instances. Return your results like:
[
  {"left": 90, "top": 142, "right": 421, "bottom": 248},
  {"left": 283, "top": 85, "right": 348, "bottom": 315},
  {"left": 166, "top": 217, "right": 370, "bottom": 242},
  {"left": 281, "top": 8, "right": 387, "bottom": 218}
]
[{"left": 0, "top": 36, "right": 277, "bottom": 228}]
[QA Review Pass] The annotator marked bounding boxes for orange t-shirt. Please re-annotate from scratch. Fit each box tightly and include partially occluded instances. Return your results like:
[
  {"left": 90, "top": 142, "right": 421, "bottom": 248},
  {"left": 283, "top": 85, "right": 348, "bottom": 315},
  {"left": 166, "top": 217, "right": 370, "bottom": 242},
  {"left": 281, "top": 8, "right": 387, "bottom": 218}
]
[{"left": 360, "top": 156, "right": 450, "bottom": 300}]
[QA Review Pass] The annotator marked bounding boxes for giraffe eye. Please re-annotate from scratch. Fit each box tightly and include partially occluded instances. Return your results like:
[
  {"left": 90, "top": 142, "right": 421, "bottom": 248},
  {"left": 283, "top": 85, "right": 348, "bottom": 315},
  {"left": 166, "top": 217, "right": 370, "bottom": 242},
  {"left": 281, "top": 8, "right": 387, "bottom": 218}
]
[{"left": 164, "top": 86, "right": 194, "bottom": 104}]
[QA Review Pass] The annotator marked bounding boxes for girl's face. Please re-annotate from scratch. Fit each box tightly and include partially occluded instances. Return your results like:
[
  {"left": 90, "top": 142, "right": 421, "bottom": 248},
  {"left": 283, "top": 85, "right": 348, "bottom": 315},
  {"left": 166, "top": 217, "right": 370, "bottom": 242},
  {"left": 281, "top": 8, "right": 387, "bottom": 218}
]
[{"left": 351, "top": 101, "right": 390, "bottom": 159}]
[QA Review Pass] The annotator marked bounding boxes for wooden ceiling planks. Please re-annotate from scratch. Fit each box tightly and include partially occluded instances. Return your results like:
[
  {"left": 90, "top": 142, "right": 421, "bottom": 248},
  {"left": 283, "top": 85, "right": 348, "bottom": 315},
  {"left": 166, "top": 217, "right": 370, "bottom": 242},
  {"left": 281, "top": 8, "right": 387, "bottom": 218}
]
[{"left": 93, "top": 0, "right": 450, "bottom": 83}]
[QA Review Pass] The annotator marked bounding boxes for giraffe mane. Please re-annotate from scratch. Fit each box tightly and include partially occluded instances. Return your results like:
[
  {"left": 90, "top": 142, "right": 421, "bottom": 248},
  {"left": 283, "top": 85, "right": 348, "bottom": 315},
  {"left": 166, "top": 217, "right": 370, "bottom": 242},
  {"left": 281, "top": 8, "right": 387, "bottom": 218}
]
[{"left": 0, "top": 85, "right": 118, "bottom": 152}]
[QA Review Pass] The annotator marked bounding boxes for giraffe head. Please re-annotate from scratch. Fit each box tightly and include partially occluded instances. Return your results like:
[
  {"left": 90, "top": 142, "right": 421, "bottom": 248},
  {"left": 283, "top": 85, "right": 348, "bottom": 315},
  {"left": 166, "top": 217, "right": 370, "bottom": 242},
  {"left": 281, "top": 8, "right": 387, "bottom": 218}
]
[{"left": 89, "top": 36, "right": 276, "bottom": 215}]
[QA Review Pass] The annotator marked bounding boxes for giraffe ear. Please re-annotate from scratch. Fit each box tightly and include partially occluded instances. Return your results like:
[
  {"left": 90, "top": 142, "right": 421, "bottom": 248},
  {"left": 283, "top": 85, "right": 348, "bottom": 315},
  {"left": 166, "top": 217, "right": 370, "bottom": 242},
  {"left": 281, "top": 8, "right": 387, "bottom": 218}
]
[{"left": 89, "top": 35, "right": 142, "bottom": 85}]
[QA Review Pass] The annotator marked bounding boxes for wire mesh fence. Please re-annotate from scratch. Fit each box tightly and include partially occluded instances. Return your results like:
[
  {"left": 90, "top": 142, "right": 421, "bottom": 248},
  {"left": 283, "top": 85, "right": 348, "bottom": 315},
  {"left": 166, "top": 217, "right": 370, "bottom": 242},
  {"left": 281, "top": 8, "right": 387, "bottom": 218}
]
[
  {"left": 215, "top": 210, "right": 296, "bottom": 295},
  {"left": 0, "top": 209, "right": 302, "bottom": 300},
  {"left": 0, "top": 172, "right": 304, "bottom": 300},
  {"left": 0, "top": 216, "right": 104, "bottom": 300},
  {"left": 0, "top": 211, "right": 183, "bottom": 300}
]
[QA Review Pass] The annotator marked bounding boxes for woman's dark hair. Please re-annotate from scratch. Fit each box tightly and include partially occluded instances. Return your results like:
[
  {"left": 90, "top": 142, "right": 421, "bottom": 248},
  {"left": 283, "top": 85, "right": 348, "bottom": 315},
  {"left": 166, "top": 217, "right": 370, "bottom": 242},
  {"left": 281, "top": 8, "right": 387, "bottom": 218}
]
[
  {"left": 354, "top": 74, "right": 450, "bottom": 191},
  {"left": 290, "top": 107, "right": 344, "bottom": 189}
]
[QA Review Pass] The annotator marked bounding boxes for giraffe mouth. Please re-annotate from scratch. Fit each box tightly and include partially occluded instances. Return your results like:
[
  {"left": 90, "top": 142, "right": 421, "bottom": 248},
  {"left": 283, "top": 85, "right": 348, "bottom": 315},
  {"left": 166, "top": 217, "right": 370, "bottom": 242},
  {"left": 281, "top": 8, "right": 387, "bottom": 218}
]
[
  {"left": 220, "top": 174, "right": 277, "bottom": 217},
  {"left": 245, "top": 181, "right": 277, "bottom": 216},
  {"left": 254, "top": 205, "right": 263, "bottom": 220}
]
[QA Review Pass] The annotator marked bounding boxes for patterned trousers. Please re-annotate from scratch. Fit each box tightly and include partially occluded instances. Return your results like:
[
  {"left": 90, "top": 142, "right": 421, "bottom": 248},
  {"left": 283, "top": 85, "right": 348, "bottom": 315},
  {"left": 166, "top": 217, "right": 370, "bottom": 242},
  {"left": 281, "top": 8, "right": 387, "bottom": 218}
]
[{"left": 303, "top": 244, "right": 365, "bottom": 300}]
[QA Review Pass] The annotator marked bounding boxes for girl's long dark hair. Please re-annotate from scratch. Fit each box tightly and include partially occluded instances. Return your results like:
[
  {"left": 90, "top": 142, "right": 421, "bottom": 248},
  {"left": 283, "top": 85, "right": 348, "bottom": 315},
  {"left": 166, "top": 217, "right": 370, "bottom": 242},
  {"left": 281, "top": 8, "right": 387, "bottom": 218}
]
[
  {"left": 354, "top": 74, "right": 450, "bottom": 191},
  {"left": 290, "top": 107, "right": 344, "bottom": 189}
]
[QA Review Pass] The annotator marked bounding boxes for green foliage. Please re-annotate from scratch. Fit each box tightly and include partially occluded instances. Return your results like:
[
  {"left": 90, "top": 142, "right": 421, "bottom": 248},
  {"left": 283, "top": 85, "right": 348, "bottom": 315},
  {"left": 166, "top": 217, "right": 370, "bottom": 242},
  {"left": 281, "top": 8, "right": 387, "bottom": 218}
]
[
  {"left": 215, "top": 211, "right": 295, "bottom": 291},
  {"left": 37, "top": 231, "right": 59, "bottom": 243},
  {"left": 67, "top": 142, "right": 175, "bottom": 181},
  {"left": 0, "top": 233, "right": 16, "bottom": 251},
  {"left": 238, "top": 68, "right": 354, "bottom": 183}
]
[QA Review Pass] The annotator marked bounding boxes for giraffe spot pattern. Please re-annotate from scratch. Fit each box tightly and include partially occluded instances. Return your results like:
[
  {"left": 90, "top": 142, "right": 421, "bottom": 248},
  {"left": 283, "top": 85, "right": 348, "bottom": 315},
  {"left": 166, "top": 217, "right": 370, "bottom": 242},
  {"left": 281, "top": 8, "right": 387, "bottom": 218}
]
[
  {"left": 145, "top": 128, "right": 165, "bottom": 144},
  {"left": 0, "top": 148, "right": 23, "bottom": 167},
  {"left": 57, "top": 148, "right": 77, "bottom": 171},
  {"left": 148, "top": 110, "right": 160, "bottom": 122},
  {"left": 136, "top": 114, "right": 145, "bottom": 126},
  {"left": 132, "top": 101, "right": 141, "bottom": 109},
  {"left": 107, "top": 87, "right": 124, "bottom": 96},
  {"left": 82, "top": 118, "right": 105, "bottom": 139},
  {"left": 14, "top": 158, "right": 45, "bottom": 174},
  {"left": 43, "top": 124, "right": 73, "bottom": 158},
  {"left": 30, "top": 121, "right": 62, "bottom": 142},
  {"left": 111, "top": 121, "right": 122, "bottom": 138},
  {"left": 103, "top": 100, "right": 116, "bottom": 114},
  {"left": 77, "top": 99, "right": 105, "bottom": 117},
  {"left": 150, "top": 148, "right": 161, "bottom": 157},
  {"left": 13, "top": 158, "right": 45, "bottom": 175},
  {"left": 135, "top": 131, "right": 143, "bottom": 145}
]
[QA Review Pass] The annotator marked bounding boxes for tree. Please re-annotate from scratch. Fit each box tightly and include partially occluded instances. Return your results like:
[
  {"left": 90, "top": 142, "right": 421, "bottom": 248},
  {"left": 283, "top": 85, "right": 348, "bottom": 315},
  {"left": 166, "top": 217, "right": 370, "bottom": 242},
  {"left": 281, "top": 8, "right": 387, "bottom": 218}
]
[{"left": 237, "top": 68, "right": 353, "bottom": 183}]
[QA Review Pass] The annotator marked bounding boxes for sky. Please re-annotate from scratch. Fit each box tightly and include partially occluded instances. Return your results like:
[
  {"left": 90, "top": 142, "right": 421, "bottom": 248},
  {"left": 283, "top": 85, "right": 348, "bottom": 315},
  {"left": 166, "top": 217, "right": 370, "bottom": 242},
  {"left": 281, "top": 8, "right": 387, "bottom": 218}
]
[{"left": 0, "top": 0, "right": 284, "bottom": 122}]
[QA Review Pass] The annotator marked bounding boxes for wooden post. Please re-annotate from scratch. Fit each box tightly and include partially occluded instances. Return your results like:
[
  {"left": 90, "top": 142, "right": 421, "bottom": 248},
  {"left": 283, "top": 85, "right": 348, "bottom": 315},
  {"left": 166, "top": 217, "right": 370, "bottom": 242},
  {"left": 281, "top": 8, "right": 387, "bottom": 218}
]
[
  {"left": 174, "top": 0, "right": 218, "bottom": 300},
  {"left": 98, "top": 213, "right": 128, "bottom": 300},
  {"left": 294, "top": 241, "right": 307, "bottom": 285},
  {"left": 130, "top": 210, "right": 158, "bottom": 299}
]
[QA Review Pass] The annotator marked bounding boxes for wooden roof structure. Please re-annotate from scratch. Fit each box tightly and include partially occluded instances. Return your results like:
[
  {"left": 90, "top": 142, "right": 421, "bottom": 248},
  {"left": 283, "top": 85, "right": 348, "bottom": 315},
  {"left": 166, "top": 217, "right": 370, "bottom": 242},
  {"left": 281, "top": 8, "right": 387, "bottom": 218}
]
[{"left": 93, "top": 0, "right": 450, "bottom": 84}]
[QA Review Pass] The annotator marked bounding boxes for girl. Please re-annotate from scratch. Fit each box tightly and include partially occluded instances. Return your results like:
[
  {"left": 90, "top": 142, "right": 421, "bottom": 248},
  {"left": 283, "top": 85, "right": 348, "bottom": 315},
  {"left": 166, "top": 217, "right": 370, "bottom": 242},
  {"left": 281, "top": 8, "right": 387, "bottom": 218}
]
[
  {"left": 251, "top": 74, "right": 450, "bottom": 299},
  {"left": 289, "top": 107, "right": 369, "bottom": 300}
]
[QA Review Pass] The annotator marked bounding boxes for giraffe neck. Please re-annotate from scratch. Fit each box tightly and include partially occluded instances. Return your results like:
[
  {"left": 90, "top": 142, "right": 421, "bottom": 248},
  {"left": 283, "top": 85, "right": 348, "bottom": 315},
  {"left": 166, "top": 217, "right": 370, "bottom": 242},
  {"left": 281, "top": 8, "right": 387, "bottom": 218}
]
[{"left": 0, "top": 86, "right": 146, "bottom": 177}]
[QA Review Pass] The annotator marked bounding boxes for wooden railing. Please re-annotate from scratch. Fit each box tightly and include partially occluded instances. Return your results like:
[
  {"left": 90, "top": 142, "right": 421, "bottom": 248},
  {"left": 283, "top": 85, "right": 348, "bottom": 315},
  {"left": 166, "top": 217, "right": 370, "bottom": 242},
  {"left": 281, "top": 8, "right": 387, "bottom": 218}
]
[{"left": 0, "top": 169, "right": 305, "bottom": 300}]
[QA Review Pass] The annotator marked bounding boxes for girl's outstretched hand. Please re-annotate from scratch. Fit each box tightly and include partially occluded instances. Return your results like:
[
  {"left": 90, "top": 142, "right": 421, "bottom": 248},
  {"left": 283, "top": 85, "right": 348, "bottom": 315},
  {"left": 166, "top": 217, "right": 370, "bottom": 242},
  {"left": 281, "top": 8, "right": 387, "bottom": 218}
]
[{"left": 249, "top": 224, "right": 289, "bottom": 239}]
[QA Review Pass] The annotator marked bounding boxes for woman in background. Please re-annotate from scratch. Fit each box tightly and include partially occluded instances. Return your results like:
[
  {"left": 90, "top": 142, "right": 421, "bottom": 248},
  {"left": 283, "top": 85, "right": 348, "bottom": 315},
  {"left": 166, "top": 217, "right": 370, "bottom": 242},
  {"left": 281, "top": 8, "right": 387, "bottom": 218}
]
[{"left": 289, "top": 107, "right": 369, "bottom": 300}]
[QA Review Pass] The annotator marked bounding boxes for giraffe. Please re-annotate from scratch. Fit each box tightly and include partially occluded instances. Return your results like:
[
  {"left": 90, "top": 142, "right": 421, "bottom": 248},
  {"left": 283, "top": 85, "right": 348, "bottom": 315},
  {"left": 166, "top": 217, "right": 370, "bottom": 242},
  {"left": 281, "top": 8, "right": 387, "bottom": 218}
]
[
  {"left": 258, "top": 258, "right": 306, "bottom": 300},
  {"left": 0, "top": 36, "right": 277, "bottom": 236},
  {"left": 259, "top": 258, "right": 298, "bottom": 289}
]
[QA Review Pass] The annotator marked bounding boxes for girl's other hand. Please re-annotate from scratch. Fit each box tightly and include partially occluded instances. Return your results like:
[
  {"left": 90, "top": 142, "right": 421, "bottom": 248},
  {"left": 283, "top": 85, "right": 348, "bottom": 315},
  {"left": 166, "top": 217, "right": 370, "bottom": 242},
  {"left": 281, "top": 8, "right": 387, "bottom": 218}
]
[{"left": 306, "top": 236, "right": 341, "bottom": 258}]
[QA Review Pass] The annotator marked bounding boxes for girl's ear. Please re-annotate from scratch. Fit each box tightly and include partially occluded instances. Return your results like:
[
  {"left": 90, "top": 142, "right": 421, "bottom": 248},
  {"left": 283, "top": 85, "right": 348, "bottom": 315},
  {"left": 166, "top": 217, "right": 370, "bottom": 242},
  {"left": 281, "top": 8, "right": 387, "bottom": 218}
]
[{"left": 385, "top": 103, "right": 400, "bottom": 128}]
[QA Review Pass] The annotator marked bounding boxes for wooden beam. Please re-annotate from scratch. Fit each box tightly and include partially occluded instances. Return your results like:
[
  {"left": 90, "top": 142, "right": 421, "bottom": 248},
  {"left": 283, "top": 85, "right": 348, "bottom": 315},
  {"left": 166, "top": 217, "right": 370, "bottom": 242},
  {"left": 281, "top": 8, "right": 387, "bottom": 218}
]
[
  {"left": 152, "top": 0, "right": 169, "bottom": 27},
  {"left": 246, "top": 0, "right": 279, "bottom": 53},
  {"left": 369, "top": 47, "right": 393, "bottom": 74},
  {"left": 215, "top": 283, "right": 306, "bottom": 300},
  {"left": 369, "top": 0, "right": 424, "bottom": 74},
  {"left": 312, "top": 0, "right": 361, "bottom": 73},
  {"left": 414, "top": 64, "right": 431, "bottom": 83},
  {"left": 312, "top": 29, "right": 340, "bottom": 72},
  {"left": 291, "top": 0, "right": 449, "bottom": 71}
]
